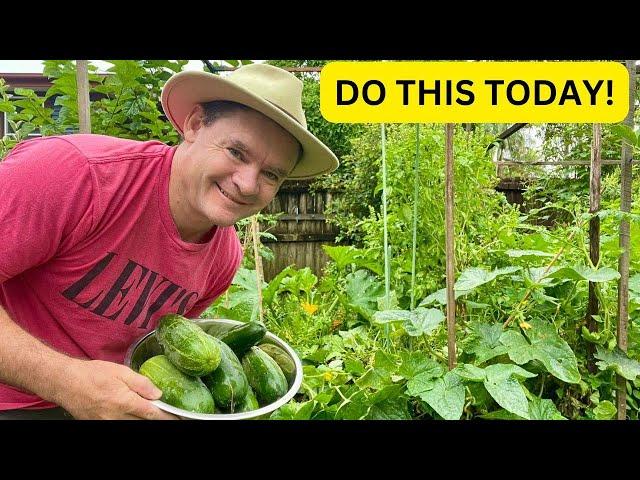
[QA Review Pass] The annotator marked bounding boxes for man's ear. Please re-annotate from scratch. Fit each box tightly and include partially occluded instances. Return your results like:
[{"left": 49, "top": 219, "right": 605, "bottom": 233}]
[{"left": 182, "top": 105, "right": 205, "bottom": 143}]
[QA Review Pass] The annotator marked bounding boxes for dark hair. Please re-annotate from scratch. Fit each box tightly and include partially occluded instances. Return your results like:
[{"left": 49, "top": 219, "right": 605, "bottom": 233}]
[
  {"left": 201, "top": 100, "right": 250, "bottom": 126},
  {"left": 200, "top": 100, "right": 304, "bottom": 165}
]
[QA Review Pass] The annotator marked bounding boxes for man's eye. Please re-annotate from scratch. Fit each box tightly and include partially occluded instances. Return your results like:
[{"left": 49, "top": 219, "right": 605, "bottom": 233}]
[
  {"left": 228, "top": 148, "right": 242, "bottom": 159},
  {"left": 264, "top": 171, "right": 279, "bottom": 181}
]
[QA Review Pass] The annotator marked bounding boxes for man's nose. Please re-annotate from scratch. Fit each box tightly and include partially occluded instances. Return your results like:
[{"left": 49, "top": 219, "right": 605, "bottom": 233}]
[{"left": 232, "top": 164, "right": 260, "bottom": 198}]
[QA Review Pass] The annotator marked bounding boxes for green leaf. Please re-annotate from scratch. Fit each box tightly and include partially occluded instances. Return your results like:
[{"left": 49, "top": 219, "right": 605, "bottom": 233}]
[
  {"left": 356, "top": 351, "right": 397, "bottom": 390},
  {"left": 505, "top": 249, "right": 554, "bottom": 258},
  {"left": 478, "top": 409, "right": 523, "bottom": 420},
  {"left": 522, "top": 266, "right": 561, "bottom": 285},
  {"left": 372, "top": 310, "right": 413, "bottom": 325},
  {"left": 406, "top": 372, "right": 440, "bottom": 397},
  {"left": 593, "top": 400, "right": 617, "bottom": 420},
  {"left": 500, "top": 320, "right": 581, "bottom": 384},
  {"left": 0, "top": 100, "right": 15, "bottom": 113},
  {"left": 528, "top": 397, "right": 566, "bottom": 420},
  {"left": 344, "top": 357, "right": 366, "bottom": 376},
  {"left": 375, "top": 308, "right": 444, "bottom": 337},
  {"left": 455, "top": 266, "right": 522, "bottom": 291},
  {"left": 369, "top": 384, "right": 406, "bottom": 405},
  {"left": 322, "top": 245, "right": 383, "bottom": 275},
  {"left": 367, "top": 396, "right": 411, "bottom": 420},
  {"left": 499, "top": 330, "right": 536, "bottom": 364},
  {"left": 611, "top": 124, "right": 638, "bottom": 146},
  {"left": 594, "top": 346, "right": 640, "bottom": 380},
  {"left": 399, "top": 351, "right": 445, "bottom": 380},
  {"left": 322, "top": 245, "right": 361, "bottom": 270},
  {"left": 483, "top": 364, "right": 536, "bottom": 419},
  {"left": 419, "top": 288, "right": 449, "bottom": 306},
  {"left": 13, "top": 87, "right": 35, "bottom": 97},
  {"left": 414, "top": 371, "right": 465, "bottom": 420},
  {"left": 344, "top": 269, "right": 385, "bottom": 321},
  {"left": 452, "top": 363, "right": 486, "bottom": 382},
  {"left": 294, "top": 400, "right": 316, "bottom": 420},
  {"left": 262, "top": 265, "right": 296, "bottom": 304},
  {"left": 335, "top": 391, "right": 369, "bottom": 420},
  {"left": 467, "top": 323, "right": 509, "bottom": 364},
  {"left": 547, "top": 266, "right": 620, "bottom": 283},
  {"left": 420, "top": 266, "right": 521, "bottom": 306},
  {"left": 270, "top": 403, "right": 299, "bottom": 420},
  {"left": 404, "top": 308, "right": 444, "bottom": 336}
]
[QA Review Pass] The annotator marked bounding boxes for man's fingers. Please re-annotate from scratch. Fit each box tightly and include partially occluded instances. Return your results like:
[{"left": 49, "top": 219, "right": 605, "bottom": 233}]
[
  {"left": 122, "top": 370, "right": 163, "bottom": 400},
  {"left": 126, "top": 395, "right": 180, "bottom": 420}
]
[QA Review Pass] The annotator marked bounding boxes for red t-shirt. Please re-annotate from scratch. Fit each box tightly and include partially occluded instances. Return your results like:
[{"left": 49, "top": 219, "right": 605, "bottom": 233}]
[{"left": 0, "top": 134, "right": 243, "bottom": 410}]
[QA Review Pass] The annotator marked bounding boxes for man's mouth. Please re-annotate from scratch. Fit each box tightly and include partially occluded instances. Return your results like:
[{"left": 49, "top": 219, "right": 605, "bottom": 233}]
[{"left": 216, "top": 183, "right": 249, "bottom": 206}]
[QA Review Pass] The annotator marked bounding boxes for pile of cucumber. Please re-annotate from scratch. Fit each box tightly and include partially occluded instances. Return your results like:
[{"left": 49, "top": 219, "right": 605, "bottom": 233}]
[{"left": 138, "top": 314, "right": 296, "bottom": 414}]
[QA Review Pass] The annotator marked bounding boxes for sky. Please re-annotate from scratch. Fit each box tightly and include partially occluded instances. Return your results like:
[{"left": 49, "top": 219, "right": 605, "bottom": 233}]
[{"left": 0, "top": 60, "right": 262, "bottom": 73}]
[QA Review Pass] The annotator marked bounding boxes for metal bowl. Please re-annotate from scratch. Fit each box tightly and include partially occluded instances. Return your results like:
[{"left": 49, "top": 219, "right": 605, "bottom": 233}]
[{"left": 124, "top": 319, "right": 303, "bottom": 420}]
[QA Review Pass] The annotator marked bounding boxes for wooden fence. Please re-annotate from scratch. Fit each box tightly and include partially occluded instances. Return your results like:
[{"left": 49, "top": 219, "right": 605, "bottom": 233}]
[{"left": 261, "top": 180, "right": 340, "bottom": 281}]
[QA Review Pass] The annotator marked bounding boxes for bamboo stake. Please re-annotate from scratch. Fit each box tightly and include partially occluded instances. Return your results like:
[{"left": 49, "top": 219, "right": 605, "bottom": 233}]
[
  {"left": 381, "top": 124, "right": 391, "bottom": 309},
  {"left": 76, "top": 60, "right": 91, "bottom": 134},
  {"left": 411, "top": 124, "right": 420, "bottom": 311},
  {"left": 586, "top": 123, "right": 602, "bottom": 374},
  {"left": 616, "top": 59, "right": 636, "bottom": 420},
  {"left": 444, "top": 123, "right": 456, "bottom": 369},
  {"left": 251, "top": 216, "right": 264, "bottom": 323}
]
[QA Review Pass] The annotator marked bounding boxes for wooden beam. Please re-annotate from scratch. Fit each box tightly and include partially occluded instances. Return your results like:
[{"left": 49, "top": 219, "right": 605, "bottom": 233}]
[
  {"left": 445, "top": 123, "right": 457, "bottom": 370},
  {"left": 76, "top": 60, "right": 91, "bottom": 134},
  {"left": 495, "top": 159, "right": 638, "bottom": 166},
  {"left": 586, "top": 123, "right": 602, "bottom": 374},
  {"left": 616, "top": 59, "right": 636, "bottom": 420}
]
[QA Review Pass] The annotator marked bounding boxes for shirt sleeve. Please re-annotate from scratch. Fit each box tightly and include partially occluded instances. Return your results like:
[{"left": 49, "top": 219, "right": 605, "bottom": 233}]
[
  {"left": 185, "top": 230, "right": 244, "bottom": 319},
  {"left": 0, "top": 137, "right": 95, "bottom": 283}
]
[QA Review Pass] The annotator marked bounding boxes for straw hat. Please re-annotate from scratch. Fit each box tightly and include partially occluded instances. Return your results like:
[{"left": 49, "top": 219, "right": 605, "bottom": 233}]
[{"left": 161, "top": 63, "right": 339, "bottom": 179}]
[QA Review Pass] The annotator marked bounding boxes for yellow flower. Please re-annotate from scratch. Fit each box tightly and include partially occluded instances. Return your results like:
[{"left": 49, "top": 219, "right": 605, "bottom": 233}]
[
  {"left": 519, "top": 321, "right": 532, "bottom": 330},
  {"left": 323, "top": 372, "right": 334, "bottom": 381},
  {"left": 301, "top": 301, "right": 319, "bottom": 315}
]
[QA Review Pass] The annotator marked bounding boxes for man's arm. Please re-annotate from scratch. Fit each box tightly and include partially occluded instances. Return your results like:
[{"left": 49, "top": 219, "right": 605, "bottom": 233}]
[{"left": 0, "top": 304, "right": 176, "bottom": 419}]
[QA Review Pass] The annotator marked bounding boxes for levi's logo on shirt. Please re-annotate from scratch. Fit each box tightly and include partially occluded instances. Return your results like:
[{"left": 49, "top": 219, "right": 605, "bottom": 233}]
[{"left": 61, "top": 252, "right": 199, "bottom": 329}]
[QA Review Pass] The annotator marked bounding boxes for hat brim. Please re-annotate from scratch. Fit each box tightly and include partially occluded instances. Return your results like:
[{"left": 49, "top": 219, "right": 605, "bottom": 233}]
[{"left": 161, "top": 70, "right": 339, "bottom": 180}]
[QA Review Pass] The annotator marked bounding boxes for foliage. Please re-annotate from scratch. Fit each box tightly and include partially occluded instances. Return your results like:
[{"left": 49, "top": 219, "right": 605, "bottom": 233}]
[{"left": 1, "top": 60, "right": 189, "bottom": 159}]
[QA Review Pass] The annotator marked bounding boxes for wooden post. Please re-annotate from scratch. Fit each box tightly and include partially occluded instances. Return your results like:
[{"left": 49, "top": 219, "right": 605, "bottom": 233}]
[
  {"left": 616, "top": 60, "right": 636, "bottom": 419},
  {"left": 76, "top": 60, "right": 91, "bottom": 134},
  {"left": 445, "top": 123, "right": 457, "bottom": 369},
  {"left": 586, "top": 123, "right": 601, "bottom": 374},
  {"left": 251, "top": 216, "right": 264, "bottom": 323}
]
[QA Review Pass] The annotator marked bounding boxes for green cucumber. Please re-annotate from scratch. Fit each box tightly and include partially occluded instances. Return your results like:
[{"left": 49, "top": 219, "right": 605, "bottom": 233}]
[
  {"left": 258, "top": 343, "right": 296, "bottom": 385},
  {"left": 236, "top": 386, "right": 259, "bottom": 413},
  {"left": 202, "top": 337, "right": 249, "bottom": 410},
  {"left": 156, "top": 314, "right": 221, "bottom": 376},
  {"left": 217, "top": 322, "right": 267, "bottom": 356},
  {"left": 242, "top": 346, "right": 288, "bottom": 405},
  {"left": 139, "top": 355, "right": 215, "bottom": 414}
]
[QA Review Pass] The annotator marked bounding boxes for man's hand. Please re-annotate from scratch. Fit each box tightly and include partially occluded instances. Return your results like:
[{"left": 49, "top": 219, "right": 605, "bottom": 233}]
[{"left": 56, "top": 359, "right": 179, "bottom": 420}]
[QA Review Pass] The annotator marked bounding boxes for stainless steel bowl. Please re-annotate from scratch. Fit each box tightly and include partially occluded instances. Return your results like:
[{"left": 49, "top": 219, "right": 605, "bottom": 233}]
[{"left": 124, "top": 319, "right": 303, "bottom": 420}]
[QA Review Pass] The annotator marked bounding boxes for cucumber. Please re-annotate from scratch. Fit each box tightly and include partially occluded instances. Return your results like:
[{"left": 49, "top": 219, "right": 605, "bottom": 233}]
[
  {"left": 217, "top": 322, "right": 267, "bottom": 356},
  {"left": 242, "top": 346, "right": 288, "bottom": 405},
  {"left": 258, "top": 343, "right": 296, "bottom": 385},
  {"left": 236, "top": 386, "right": 259, "bottom": 413},
  {"left": 139, "top": 355, "right": 215, "bottom": 414},
  {"left": 202, "top": 337, "right": 249, "bottom": 410},
  {"left": 156, "top": 314, "right": 221, "bottom": 376}
]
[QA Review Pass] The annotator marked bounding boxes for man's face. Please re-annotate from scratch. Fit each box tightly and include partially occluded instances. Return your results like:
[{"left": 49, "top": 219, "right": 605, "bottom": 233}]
[{"left": 181, "top": 107, "right": 300, "bottom": 227}]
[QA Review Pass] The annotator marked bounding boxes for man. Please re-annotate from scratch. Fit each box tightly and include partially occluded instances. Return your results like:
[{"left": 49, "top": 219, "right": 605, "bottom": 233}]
[{"left": 0, "top": 63, "right": 338, "bottom": 419}]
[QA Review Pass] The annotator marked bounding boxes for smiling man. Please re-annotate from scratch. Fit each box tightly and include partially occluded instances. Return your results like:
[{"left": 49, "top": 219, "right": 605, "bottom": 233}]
[{"left": 0, "top": 64, "right": 338, "bottom": 419}]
